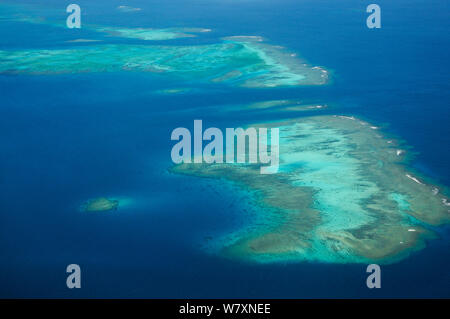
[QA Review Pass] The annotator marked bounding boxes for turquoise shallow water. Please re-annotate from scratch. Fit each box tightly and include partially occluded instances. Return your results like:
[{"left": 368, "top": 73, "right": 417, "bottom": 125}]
[
  {"left": 172, "top": 115, "right": 448, "bottom": 265},
  {"left": 0, "top": 41, "right": 320, "bottom": 87},
  {"left": 0, "top": 0, "right": 449, "bottom": 297}
]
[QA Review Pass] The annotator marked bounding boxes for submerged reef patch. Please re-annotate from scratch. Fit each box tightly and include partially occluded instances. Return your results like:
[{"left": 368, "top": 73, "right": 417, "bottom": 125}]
[
  {"left": 0, "top": 3, "right": 328, "bottom": 87},
  {"left": 154, "top": 88, "right": 194, "bottom": 95},
  {"left": 171, "top": 115, "right": 449, "bottom": 264},
  {"left": 95, "top": 26, "right": 209, "bottom": 41},
  {"left": 80, "top": 197, "right": 119, "bottom": 212},
  {"left": 116, "top": 5, "right": 142, "bottom": 13}
]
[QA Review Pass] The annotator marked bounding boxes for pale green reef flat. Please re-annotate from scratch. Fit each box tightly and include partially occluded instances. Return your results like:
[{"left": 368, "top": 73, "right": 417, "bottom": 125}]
[
  {"left": 244, "top": 99, "right": 328, "bottom": 112},
  {"left": 0, "top": 38, "right": 328, "bottom": 88},
  {"left": 154, "top": 88, "right": 194, "bottom": 95},
  {"left": 171, "top": 115, "right": 450, "bottom": 264},
  {"left": 80, "top": 197, "right": 119, "bottom": 212}
]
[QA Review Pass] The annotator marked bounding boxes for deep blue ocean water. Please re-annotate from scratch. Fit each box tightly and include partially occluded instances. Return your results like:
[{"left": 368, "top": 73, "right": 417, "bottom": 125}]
[{"left": 0, "top": 0, "right": 449, "bottom": 297}]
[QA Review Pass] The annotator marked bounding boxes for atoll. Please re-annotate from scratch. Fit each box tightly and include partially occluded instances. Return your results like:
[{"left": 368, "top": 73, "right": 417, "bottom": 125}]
[
  {"left": 171, "top": 115, "right": 450, "bottom": 264},
  {"left": 81, "top": 197, "right": 119, "bottom": 212}
]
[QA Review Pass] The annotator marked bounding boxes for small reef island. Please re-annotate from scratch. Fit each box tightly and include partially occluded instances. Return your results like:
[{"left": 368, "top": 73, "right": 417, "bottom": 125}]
[
  {"left": 0, "top": 3, "right": 328, "bottom": 88},
  {"left": 80, "top": 197, "right": 119, "bottom": 212}
]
